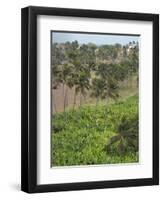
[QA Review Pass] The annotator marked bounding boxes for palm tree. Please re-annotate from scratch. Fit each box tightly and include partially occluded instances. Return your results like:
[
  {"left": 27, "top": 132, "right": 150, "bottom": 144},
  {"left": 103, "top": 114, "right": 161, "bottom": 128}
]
[
  {"left": 65, "top": 64, "right": 77, "bottom": 110},
  {"left": 61, "top": 63, "right": 74, "bottom": 111},
  {"left": 107, "top": 114, "right": 138, "bottom": 155},
  {"left": 75, "top": 70, "right": 90, "bottom": 106},
  {"left": 51, "top": 42, "right": 67, "bottom": 113},
  {"left": 97, "top": 63, "right": 119, "bottom": 104},
  {"left": 51, "top": 64, "right": 64, "bottom": 114},
  {"left": 91, "top": 78, "right": 105, "bottom": 105}
]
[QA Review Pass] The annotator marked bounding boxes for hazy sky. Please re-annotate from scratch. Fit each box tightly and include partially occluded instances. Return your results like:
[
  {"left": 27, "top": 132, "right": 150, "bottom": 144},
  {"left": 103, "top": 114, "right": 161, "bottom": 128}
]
[{"left": 52, "top": 32, "right": 139, "bottom": 45}]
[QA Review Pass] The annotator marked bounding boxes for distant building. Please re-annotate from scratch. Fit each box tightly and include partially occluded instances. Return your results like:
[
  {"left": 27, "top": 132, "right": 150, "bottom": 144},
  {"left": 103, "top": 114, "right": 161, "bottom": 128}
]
[{"left": 126, "top": 42, "right": 138, "bottom": 54}]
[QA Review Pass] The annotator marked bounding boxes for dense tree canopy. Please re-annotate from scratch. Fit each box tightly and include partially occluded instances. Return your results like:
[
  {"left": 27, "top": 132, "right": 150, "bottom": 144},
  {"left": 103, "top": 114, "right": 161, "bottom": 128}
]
[{"left": 52, "top": 40, "right": 139, "bottom": 110}]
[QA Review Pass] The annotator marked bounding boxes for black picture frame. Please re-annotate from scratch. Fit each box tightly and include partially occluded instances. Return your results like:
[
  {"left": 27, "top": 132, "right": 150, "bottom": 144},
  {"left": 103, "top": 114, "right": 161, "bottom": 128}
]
[{"left": 21, "top": 6, "right": 159, "bottom": 193}]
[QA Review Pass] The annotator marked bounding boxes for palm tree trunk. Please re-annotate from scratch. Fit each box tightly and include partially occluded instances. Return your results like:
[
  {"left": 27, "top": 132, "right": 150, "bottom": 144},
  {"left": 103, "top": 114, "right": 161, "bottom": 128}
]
[
  {"left": 96, "top": 97, "right": 99, "bottom": 107},
  {"left": 73, "top": 88, "right": 76, "bottom": 110},
  {"left": 137, "top": 75, "right": 139, "bottom": 88},
  {"left": 62, "top": 83, "right": 65, "bottom": 96},
  {"left": 66, "top": 86, "right": 69, "bottom": 108},
  {"left": 83, "top": 94, "right": 86, "bottom": 104},
  {"left": 64, "top": 85, "right": 68, "bottom": 112},
  {"left": 52, "top": 91, "right": 57, "bottom": 114},
  {"left": 62, "top": 83, "right": 65, "bottom": 111},
  {"left": 79, "top": 92, "right": 82, "bottom": 106}
]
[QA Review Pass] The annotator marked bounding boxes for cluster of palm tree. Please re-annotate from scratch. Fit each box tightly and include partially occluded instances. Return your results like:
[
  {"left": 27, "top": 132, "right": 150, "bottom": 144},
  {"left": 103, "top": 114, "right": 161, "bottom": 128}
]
[{"left": 52, "top": 40, "right": 139, "bottom": 112}]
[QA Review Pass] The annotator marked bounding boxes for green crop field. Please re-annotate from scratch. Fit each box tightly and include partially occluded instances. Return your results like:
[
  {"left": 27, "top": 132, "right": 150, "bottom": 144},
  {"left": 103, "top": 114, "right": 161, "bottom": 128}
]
[{"left": 52, "top": 95, "right": 139, "bottom": 166}]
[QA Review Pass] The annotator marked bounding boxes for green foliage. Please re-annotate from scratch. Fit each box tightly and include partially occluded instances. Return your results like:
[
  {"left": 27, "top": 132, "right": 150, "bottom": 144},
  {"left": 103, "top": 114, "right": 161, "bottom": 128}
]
[
  {"left": 51, "top": 41, "right": 139, "bottom": 110},
  {"left": 92, "top": 63, "right": 120, "bottom": 101},
  {"left": 97, "top": 44, "right": 119, "bottom": 60},
  {"left": 52, "top": 95, "right": 139, "bottom": 166},
  {"left": 107, "top": 113, "right": 138, "bottom": 155}
]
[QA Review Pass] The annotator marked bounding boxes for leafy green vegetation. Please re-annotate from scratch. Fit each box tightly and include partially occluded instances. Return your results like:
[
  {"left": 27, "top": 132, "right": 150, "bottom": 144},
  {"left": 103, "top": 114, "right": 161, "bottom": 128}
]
[
  {"left": 51, "top": 38, "right": 139, "bottom": 166},
  {"left": 52, "top": 40, "right": 139, "bottom": 112},
  {"left": 52, "top": 95, "right": 139, "bottom": 166}
]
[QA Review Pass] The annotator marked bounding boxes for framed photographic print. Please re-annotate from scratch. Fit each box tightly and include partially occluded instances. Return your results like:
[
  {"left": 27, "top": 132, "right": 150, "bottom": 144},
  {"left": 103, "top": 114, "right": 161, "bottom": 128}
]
[{"left": 21, "top": 6, "right": 159, "bottom": 193}]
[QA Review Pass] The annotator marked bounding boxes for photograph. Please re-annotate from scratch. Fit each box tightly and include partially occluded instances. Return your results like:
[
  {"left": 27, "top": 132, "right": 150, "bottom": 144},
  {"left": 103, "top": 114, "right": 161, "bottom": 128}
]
[
  {"left": 51, "top": 31, "right": 139, "bottom": 167},
  {"left": 21, "top": 6, "right": 159, "bottom": 193}
]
